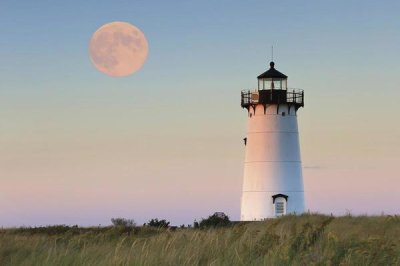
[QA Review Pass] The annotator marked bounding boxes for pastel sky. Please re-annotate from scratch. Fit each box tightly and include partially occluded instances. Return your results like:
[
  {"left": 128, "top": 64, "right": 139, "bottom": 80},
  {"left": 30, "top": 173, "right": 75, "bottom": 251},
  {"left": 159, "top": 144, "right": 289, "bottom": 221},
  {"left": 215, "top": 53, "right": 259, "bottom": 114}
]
[{"left": 1, "top": 1, "right": 400, "bottom": 227}]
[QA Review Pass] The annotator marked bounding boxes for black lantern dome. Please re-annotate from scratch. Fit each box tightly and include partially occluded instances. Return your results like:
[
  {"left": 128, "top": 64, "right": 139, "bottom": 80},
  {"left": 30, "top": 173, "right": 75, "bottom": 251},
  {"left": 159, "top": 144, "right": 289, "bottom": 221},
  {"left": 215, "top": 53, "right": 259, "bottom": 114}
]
[
  {"left": 257, "top": 62, "right": 288, "bottom": 79},
  {"left": 257, "top": 62, "right": 287, "bottom": 90}
]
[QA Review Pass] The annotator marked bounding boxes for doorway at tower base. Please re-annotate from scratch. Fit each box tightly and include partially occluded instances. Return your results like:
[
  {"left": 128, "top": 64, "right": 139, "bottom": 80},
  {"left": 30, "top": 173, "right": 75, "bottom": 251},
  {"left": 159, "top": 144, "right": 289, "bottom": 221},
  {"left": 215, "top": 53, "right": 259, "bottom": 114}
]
[{"left": 240, "top": 191, "right": 305, "bottom": 221}]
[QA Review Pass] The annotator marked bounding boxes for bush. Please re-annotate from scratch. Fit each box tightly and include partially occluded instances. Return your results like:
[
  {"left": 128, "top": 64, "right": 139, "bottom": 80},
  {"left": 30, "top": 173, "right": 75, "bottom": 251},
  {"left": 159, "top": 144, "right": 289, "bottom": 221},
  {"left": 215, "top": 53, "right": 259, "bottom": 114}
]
[
  {"left": 147, "top": 218, "right": 170, "bottom": 228},
  {"left": 111, "top": 218, "right": 136, "bottom": 234},
  {"left": 193, "top": 220, "right": 199, "bottom": 229},
  {"left": 199, "top": 212, "right": 231, "bottom": 228},
  {"left": 111, "top": 218, "right": 135, "bottom": 227}
]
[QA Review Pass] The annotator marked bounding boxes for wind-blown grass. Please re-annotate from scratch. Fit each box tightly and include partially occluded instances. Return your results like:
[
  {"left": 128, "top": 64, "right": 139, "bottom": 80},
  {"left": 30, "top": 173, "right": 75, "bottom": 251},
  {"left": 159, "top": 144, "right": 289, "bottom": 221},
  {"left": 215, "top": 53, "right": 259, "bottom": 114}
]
[{"left": 1, "top": 214, "right": 400, "bottom": 265}]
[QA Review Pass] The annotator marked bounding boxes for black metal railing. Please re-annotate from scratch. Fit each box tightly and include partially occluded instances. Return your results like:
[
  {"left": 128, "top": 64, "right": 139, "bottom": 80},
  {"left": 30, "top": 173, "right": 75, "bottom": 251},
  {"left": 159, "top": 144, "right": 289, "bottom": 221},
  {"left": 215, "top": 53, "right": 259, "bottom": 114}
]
[{"left": 241, "top": 88, "right": 304, "bottom": 108}]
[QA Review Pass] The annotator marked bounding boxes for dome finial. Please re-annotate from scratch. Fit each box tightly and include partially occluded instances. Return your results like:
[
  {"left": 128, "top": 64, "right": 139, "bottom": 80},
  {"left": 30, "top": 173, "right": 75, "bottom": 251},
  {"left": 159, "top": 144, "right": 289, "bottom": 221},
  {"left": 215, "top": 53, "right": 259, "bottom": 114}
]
[{"left": 270, "top": 61, "right": 275, "bottom": 68}]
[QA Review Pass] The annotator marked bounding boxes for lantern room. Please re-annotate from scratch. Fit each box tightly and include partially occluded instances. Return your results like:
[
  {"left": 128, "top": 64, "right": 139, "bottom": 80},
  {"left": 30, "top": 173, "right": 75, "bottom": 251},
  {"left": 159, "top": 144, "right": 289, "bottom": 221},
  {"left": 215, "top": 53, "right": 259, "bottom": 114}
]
[
  {"left": 241, "top": 61, "right": 304, "bottom": 111},
  {"left": 257, "top": 61, "right": 287, "bottom": 90}
]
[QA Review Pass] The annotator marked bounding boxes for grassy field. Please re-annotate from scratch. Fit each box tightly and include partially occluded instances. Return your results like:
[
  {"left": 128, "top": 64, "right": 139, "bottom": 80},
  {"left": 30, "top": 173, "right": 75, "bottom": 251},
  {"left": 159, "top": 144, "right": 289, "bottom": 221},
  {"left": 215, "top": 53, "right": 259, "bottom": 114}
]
[{"left": 1, "top": 214, "right": 400, "bottom": 265}]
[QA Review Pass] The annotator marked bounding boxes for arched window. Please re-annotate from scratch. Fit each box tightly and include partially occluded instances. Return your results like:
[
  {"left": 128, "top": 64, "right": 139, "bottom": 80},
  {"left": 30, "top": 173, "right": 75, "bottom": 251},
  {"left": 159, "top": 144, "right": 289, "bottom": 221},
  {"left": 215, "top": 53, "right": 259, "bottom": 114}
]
[{"left": 272, "top": 194, "right": 288, "bottom": 217}]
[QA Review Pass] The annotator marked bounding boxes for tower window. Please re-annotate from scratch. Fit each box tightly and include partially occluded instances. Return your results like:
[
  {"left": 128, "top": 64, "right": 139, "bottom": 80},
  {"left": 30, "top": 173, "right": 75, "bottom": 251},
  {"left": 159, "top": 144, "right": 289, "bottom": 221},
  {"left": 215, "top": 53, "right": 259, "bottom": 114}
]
[
  {"left": 275, "top": 202, "right": 285, "bottom": 216},
  {"left": 272, "top": 194, "right": 288, "bottom": 217},
  {"left": 282, "top": 112, "right": 286, "bottom": 116}
]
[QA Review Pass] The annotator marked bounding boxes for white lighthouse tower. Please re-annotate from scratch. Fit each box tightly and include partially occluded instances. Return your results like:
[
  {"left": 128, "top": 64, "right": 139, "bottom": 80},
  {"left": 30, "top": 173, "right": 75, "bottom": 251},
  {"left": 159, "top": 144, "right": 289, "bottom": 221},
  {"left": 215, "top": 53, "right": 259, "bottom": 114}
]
[{"left": 240, "top": 61, "right": 305, "bottom": 220}]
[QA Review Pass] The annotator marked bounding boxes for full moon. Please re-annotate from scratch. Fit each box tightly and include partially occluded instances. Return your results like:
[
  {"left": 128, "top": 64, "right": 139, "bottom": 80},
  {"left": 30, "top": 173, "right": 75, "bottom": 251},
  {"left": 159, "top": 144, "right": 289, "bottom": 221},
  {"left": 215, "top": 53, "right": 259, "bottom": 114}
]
[{"left": 89, "top": 22, "right": 148, "bottom": 77}]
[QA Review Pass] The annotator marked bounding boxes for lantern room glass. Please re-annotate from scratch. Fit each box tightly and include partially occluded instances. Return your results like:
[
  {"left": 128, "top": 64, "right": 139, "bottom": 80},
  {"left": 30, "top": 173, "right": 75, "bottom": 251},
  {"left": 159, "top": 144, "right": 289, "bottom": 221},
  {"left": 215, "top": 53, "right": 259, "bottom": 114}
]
[{"left": 258, "top": 78, "right": 287, "bottom": 90}]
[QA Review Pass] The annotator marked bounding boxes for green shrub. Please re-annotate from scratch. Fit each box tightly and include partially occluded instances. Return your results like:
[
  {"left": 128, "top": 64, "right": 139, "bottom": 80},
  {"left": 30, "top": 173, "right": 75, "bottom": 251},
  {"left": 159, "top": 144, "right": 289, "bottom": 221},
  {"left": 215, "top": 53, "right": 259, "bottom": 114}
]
[
  {"left": 199, "top": 212, "right": 231, "bottom": 228},
  {"left": 110, "top": 218, "right": 136, "bottom": 235},
  {"left": 147, "top": 218, "right": 170, "bottom": 228}
]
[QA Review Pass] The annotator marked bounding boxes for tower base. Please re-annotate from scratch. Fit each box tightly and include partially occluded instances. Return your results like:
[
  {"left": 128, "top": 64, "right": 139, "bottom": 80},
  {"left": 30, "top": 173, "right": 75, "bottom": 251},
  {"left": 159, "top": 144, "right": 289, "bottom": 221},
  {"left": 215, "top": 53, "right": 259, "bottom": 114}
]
[{"left": 241, "top": 191, "right": 305, "bottom": 221}]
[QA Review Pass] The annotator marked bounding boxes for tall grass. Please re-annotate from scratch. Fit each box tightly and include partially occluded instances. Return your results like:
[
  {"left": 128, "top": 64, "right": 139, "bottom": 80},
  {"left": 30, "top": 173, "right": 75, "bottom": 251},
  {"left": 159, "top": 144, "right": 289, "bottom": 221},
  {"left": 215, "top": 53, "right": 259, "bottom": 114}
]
[{"left": 1, "top": 214, "right": 400, "bottom": 265}]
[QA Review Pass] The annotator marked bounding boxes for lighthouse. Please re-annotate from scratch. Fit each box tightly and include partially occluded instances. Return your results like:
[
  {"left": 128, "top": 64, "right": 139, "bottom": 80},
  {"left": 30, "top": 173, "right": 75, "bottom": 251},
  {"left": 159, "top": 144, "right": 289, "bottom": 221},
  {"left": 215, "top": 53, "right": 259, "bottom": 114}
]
[{"left": 240, "top": 61, "right": 305, "bottom": 220}]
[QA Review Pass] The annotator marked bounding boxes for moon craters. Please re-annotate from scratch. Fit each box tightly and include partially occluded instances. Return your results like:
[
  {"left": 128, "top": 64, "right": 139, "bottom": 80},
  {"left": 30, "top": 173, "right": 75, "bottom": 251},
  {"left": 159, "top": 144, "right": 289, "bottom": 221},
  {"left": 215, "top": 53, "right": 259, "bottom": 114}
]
[{"left": 89, "top": 22, "right": 148, "bottom": 77}]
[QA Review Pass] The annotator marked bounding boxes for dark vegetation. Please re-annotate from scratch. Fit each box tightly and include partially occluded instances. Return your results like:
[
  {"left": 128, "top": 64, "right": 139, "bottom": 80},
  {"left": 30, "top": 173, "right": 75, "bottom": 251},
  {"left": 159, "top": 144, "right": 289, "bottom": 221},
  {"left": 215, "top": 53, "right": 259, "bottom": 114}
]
[
  {"left": 1, "top": 213, "right": 400, "bottom": 265},
  {"left": 146, "top": 218, "right": 170, "bottom": 228},
  {"left": 197, "top": 212, "right": 231, "bottom": 228}
]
